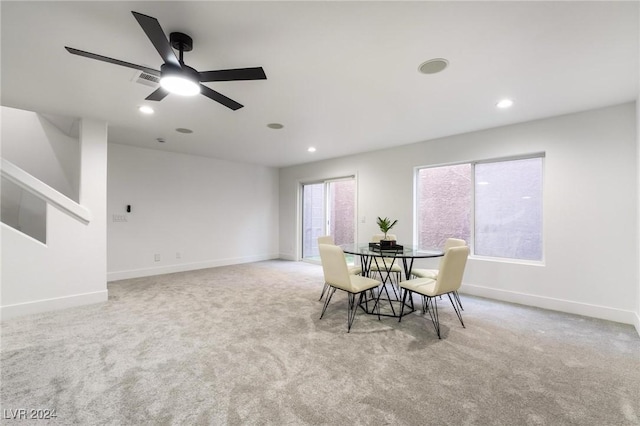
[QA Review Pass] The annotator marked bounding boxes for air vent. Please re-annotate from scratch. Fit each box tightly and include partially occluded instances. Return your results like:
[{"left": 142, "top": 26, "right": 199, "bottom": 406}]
[{"left": 133, "top": 71, "right": 160, "bottom": 87}]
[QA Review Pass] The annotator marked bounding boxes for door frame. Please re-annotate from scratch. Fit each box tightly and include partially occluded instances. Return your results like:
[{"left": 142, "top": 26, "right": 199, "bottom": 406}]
[{"left": 298, "top": 174, "right": 358, "bottom": 263}]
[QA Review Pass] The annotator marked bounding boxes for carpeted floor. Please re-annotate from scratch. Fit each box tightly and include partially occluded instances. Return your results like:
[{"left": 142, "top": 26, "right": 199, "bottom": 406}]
[{"left": 1, "top": 260, "right": 639, "bottom": 425}]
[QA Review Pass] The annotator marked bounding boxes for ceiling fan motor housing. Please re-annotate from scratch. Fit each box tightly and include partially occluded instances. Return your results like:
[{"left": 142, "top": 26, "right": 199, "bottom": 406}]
[{"left": 170, "top": 32, "right": 193, "bottom": 52}]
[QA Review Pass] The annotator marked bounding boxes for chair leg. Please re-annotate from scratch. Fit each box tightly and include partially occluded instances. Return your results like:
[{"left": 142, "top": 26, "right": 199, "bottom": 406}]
[
  {"left": 318, "top": 282, "right": 329, "bottom": 301},
  {"left": 425, "top": 296, "right": 441, "bottom": 339},
  {"left": 320, "top": 287, "right": 337, "bottom": 320},
  {"left": 408, "top": 290, "right": 415, "bottom": 312},
  {"left": 453, "top": 291, "right": 464, "bottom": 311},
  {"left": 347, "top": 292, "right": 364, "bottom": 332},
  {"left": 447, "top": 293, "right": 465, "bottom": 328},
  {"left": 398, "top": 289, "right": 409, "bottom": 322}
]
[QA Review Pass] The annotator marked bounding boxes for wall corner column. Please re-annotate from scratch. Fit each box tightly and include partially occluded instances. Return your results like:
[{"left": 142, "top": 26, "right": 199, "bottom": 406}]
[{"left": 79, "top": 118, "right": 108, "bottom": 296}]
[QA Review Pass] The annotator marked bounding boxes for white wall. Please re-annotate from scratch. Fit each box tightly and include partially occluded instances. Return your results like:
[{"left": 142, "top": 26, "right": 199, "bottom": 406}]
[
  {"left": 1, "top": 106, "right": 80, "bottom": 201},
  {"left": 107, "top": 143, "right": 279, "bottom": 280},
  {"left": 1, "top": 118, "right": 108, "bottom": 319},
  {"left": 637, "top": 97, "right": 640, "bottom": 334},
  {"left": 280, "top": 103, "right": 638, "bottom": 326},
  {"left": 636, "top": 5, "right": 640, "bottom": 337}
]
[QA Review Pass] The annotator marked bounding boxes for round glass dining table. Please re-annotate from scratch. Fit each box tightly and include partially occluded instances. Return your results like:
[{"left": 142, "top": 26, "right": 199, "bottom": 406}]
[
  {"left": 339, "top": 243, "right": 443, "bottom": 281},
  {"left": 339, "top": 243, "right": 444, "bottom": 318}
]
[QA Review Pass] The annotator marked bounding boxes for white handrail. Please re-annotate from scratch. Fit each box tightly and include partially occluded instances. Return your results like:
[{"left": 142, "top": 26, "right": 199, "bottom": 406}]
[{"left": 1, "top": 158, "right": 91, "bottom": 224}]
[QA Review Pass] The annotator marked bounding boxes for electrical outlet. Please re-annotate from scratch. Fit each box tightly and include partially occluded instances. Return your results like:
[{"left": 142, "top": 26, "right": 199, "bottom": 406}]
[{"left": 154, "top": 254, "right": 160, "bottom": 262}]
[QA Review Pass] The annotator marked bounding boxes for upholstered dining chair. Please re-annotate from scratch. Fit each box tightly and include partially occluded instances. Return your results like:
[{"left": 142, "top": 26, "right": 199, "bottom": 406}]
[
  {"left": 369, "top": 233, "right": 403, "bottom": 287},
  {"left": 411, "top": 238, "right": 466, "bottom": 310},
  {"left": 317, "top": 235, "right": 334, "bottom": 245},
  {"left": 398, "top": 245, "right": 470, "bottom": 339},
  {"left": 317, "top": 236, "right": 363, "bottom": 301},
  {"left": 319, "top": 244, "right": 381, "bottom": 332}
]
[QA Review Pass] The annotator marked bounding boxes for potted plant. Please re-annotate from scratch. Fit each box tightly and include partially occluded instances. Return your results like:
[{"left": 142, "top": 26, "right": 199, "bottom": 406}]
[{"left": 376, "top": 217, "right": 398, "bottom": 248}]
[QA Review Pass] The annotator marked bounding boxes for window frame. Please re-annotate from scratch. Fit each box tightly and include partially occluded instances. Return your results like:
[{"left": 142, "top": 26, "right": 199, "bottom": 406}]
[{"left": 413, "top": 153, "right": 545, "bottom": 265}]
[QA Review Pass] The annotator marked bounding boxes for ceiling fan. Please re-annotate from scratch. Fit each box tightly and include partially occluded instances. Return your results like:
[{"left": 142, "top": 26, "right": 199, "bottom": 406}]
[{"left": 65, "top": 11, "right": 266, "bottom": 110}]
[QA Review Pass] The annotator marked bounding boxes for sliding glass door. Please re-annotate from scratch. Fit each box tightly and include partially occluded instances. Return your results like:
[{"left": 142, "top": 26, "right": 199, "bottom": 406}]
[{"left": 302, "top": 177, "right": 356, "bottom": 261}]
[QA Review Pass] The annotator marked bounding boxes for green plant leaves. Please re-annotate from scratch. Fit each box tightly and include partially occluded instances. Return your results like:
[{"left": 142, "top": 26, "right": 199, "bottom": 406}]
[{"left": 376, "top": 216, "right": 398, "bottom": 233}]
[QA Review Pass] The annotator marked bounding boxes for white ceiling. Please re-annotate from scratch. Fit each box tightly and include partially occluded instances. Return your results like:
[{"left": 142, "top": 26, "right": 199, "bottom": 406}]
[{"left": 2, "top": 1, "right": 638, "bottom": 168}]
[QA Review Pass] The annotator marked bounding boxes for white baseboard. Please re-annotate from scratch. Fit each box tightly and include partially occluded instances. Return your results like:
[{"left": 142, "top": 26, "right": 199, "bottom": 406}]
[
  {"left": 107, "top": 254, "right": 280, "bottom": 282},
  {"left": 278, "top": 253, "right": 296, "bottom": 261},
  {"left": 1, "top": 290, "right": 108, "bottom": 321},
  {"left": 634, "top": 312, "right": 640, "bottom": 337},
  {"left": 461, "top": 283, "right": 637, "bottom": 327}
]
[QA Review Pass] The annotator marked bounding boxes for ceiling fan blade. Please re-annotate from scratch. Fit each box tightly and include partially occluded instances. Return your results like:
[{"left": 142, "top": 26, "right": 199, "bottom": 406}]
[
  {"left": 65, "top": 47, "right": 160, "bottom": 76},
  {"left": 131, "top": 11, "right": 180, "bottom": 68},
  {"left": 200, "top": 85, "right": 243, "bottom": 110},
  {"left": 145, "top": 87, "right": 170, "bottom": 101},
  {"left": 199, "top": 67, "right": 267, "bottom": 82}
]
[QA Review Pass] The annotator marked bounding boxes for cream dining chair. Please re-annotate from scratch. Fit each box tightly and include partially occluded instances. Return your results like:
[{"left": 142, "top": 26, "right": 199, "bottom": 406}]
[
  {"left": 398, "top": 245, "right": 469, "bottom": 339},
  {"left": 317, "top": 235, "right": 363, "bottom": 301},
  {"left": 411, "top": 238, "right": 466, "bottom": 310},
  {"left": 318, "top": 244, "right": 381, "bottom": 332}
]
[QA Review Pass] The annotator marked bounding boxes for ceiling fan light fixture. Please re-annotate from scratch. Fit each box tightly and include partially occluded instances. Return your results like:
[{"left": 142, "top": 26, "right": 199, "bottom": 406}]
[{"left": 160, "top": 64, "right": 200, "bottom": 96}]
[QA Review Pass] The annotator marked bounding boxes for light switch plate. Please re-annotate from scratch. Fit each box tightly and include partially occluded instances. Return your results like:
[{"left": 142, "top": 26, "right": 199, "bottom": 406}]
[{"left": 112, "top": 214, "right": 127, "bottom": 222}]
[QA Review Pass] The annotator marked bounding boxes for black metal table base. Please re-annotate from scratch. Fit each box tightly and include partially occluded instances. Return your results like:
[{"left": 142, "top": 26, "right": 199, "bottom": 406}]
[{"left": 360, "top": 283, "right": 415, "bottom": 318}]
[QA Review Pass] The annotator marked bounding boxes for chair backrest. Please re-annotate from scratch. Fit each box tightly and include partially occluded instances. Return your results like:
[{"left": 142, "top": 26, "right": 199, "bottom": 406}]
[
  {"left": 319, "top": 244, "right": 352, "bottom": 291},
  {"left": 434, "top": 245, "right": 469, "bottom": 295},
  {"left": 438, "top": 238, "right": 467, "bottom": 268},
  {"left": 443, "top": 238, "right": 466, "bottom": 251},
  {"left": 371, "top": 233, "right": 397, "bottom": 242},
  {"left": 318, "top": 235, "right": 335, "bottom": 245}
]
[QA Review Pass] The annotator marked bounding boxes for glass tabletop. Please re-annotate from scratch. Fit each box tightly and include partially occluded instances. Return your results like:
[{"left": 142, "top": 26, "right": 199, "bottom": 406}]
[{"left": 339, "top": 243, "right": 443, "bottom": 259}]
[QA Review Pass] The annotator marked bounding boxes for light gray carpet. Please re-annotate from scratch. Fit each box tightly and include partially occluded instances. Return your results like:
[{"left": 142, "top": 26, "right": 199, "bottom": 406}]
[{"left": 2, "top": 260, "right": 639, "bottom": 425}]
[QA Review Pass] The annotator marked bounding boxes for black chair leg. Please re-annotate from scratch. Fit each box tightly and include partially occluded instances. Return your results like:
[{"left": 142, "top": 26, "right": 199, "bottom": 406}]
[
  {"left": 398, "top": 289, "right": 409, "bottom": 322},
  {"left": 320, "top": 287, "right": 336, "bottom": 320},
  {"left": 453, "top": 291, "right": 464, "bottom": 311},
  {"left": 448, "top": 293, "right": 465, "bottom": 328},
  {"left": 347, "top": 292, "right": 364, "bottom": 332},
  {"left": 425, "top": 296, "right": 441, "bottom": 339},
  {"left": 319, "top": 282, "right": 328, "bottom": 301}
]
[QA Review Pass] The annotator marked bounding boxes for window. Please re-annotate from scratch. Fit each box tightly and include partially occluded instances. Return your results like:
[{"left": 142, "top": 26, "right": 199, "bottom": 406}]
[
  {"left": 416, "top": 164, "right": 472, "bottom": 250},
  {"left": 415, "top": 156, "right": 543, "bottom": 262}
]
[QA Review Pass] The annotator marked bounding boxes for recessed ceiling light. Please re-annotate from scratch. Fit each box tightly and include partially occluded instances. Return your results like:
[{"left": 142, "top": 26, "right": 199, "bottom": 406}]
[
  {"left": 477, "top": 181, "right": 489, "bottom": 185},
  {"left": 418, "top": 58, "right": 449, "bottom": 75},
  {"left": 496, "top": 99, "right": 514, "bottom": 109},
  {"left": 138, "top": 105, "right": 154, "bottom": 114},
  {"left": 267, "top": 123, "right": 284, "bottom": 129},
  {"left": 308, "top": 147, "right": 316, "bottom": 153},
  {"left": 175, "top": 128, "right": 193, "bottom": 134}
]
